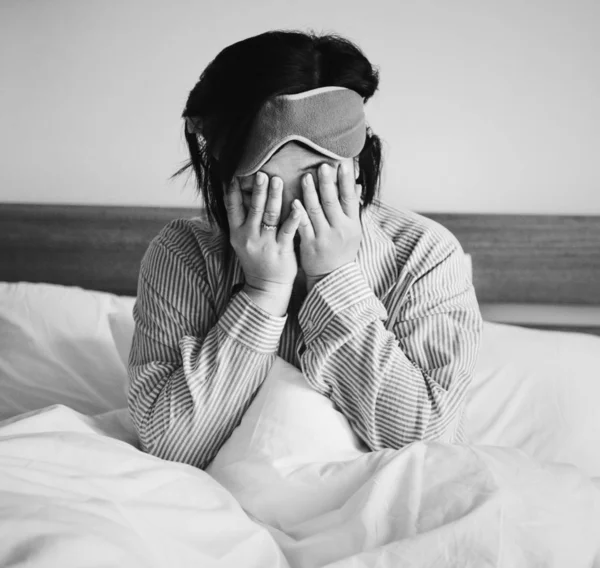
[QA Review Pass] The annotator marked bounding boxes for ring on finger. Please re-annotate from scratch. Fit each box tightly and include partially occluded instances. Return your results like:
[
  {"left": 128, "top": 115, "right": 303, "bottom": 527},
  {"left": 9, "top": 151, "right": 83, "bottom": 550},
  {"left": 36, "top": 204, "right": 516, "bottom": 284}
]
[{"left": 261, "top": 222, "right": 278, "bottom": 231}]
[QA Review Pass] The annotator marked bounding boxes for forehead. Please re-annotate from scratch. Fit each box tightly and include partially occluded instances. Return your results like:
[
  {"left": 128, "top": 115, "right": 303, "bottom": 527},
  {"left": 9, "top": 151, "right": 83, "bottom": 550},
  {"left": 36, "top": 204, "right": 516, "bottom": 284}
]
[{"left": 244, "top": 142, "right": 339, "bottom": 180}]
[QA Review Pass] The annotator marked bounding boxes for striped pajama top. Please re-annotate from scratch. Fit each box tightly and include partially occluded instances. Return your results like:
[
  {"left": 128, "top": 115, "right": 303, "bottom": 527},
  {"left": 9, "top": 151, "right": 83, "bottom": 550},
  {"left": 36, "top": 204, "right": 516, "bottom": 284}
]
[{"left": 128, "top": 200, "right": 483, "bottom": 469}]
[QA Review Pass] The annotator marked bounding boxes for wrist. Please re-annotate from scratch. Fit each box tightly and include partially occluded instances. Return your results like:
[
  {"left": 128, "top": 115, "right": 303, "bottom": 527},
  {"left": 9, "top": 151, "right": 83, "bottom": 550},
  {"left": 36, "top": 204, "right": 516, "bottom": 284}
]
[
  {"left": 243, "top": 283, "right": 292, "bottom": 317},
  {"left": 305, "top": 263, "right": 356, "bottom": 293}
]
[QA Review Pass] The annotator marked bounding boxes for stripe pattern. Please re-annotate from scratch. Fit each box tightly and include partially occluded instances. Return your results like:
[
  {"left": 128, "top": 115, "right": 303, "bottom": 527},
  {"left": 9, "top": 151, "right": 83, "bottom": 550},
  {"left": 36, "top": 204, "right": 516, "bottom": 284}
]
[{"left": 128, "top": 200, "right": 483, "bottom": 469}]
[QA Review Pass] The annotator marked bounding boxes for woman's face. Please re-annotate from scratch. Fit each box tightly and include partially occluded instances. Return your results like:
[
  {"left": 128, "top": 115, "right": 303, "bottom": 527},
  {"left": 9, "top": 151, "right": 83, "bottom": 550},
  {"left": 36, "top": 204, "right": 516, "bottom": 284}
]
[{"left": 237, "top": 142, "right": 359, "bottom": 224}]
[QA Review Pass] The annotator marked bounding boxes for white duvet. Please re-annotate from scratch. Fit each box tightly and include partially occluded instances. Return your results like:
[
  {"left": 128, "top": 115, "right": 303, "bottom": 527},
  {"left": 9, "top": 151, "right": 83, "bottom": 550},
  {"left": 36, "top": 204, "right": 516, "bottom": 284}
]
[
  {"left": 0, "top": 406, "right": 287, "bottom": 568},
  {"left": 1, "top": 359, "right": 600, "bottom": 567}
]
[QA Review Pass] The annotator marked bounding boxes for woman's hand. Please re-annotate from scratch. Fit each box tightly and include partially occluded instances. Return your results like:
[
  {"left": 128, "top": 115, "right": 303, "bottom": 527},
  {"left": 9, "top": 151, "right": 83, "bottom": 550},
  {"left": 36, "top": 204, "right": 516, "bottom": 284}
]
[
  {"left": 225, "top": 172, "right": 302, "bottom": 316},
  {"left": 294, "top": 162, "right": 363, "bottom": 292}
]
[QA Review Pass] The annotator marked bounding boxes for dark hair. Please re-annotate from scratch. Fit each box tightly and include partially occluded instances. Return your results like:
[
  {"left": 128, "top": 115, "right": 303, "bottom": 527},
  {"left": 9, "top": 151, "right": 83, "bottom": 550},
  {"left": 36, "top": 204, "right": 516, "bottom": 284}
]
[{"left": 171, "top": 29, "right": 383, "bottom": 235}]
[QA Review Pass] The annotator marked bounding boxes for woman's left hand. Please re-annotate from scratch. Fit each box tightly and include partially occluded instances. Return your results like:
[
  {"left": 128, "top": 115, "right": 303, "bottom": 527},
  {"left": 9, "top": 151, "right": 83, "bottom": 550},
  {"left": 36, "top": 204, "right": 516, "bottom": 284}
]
[{"left": 294, "top": 161, "right": 363, "bottom": 292}]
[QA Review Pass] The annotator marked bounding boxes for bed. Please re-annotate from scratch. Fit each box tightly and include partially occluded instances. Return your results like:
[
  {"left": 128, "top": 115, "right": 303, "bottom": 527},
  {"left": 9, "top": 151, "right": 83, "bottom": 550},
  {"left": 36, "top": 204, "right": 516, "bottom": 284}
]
[{"left": 1, "top": 203, "right": 599, "bottom": 567}]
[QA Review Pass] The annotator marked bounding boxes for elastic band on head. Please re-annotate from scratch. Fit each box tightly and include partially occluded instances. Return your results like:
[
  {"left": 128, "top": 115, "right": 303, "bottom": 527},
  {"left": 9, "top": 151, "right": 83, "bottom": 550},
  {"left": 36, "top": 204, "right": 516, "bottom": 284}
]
[{"left": 186, "top": 87, "right": 367, "bottom": 176}]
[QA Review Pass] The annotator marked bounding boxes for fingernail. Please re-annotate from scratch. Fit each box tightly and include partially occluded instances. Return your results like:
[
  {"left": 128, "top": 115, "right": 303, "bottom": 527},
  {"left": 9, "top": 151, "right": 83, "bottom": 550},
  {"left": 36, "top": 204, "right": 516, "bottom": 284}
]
[
  {"left": 256, "top": 172, "right": 266, "bottom": 185},
  {"left": 272, "top": 177, "right": 282, "bottom": 189},
  {"left": 303, "top": 173, "right": 312, "bottom": 186},
  {"left": 320, "top": 164, "right": 329, "bottom": 176}
]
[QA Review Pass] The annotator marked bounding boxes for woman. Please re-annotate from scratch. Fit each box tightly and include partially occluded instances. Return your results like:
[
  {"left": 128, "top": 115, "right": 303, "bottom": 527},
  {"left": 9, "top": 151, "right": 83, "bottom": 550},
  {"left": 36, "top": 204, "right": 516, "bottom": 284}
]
[{"left": 128, "top": 30, "right": 483, "bottom": 469}]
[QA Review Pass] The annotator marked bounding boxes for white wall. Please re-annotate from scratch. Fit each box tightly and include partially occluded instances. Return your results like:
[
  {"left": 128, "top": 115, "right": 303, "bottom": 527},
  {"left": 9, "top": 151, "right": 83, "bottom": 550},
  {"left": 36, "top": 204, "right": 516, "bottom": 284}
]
[{"left": 1, "top": 0, "right": 599, "bottom": 213}]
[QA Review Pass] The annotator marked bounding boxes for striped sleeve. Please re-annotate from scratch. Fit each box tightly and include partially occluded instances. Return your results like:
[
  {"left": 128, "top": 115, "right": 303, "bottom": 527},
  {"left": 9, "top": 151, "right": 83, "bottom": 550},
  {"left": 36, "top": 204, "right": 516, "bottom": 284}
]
[
  {"left": 127, "top": 221, "right": 286, "bottom": 469},
  {"left": 297, "top": 227, "right": 482, "bottom": 449}
]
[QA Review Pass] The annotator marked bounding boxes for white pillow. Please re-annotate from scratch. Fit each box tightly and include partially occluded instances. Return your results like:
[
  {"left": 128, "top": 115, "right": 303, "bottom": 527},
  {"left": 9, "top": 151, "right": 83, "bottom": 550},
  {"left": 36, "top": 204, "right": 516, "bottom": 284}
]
[
  {"left": 0, "top": 282, "right": 134, "bottom": 421},
  {"left": 464, "top": 322, "right": 600, "bottom": 477},
  {"left": 108, "top": 306, "right": 136, "bottom": 370},
  {"left": 209, "top": 357, "right": 368, "bottom": 471},
  {"left": 205, "top": 356, "right": 369, "bottom": 525}
]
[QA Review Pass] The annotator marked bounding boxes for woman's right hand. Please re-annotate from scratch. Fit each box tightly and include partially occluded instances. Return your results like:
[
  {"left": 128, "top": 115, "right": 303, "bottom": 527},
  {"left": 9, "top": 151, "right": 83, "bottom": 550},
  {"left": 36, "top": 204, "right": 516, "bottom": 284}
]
[{"left": 225, "top": 171, "right": 301, "bottom": 316}]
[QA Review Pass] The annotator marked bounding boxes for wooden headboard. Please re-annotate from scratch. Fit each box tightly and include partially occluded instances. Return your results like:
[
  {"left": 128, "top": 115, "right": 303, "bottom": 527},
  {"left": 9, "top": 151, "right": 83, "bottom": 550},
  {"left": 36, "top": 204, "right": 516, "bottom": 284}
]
[{"left": 2, "top": 203, "right": 599, "bottom": 334}]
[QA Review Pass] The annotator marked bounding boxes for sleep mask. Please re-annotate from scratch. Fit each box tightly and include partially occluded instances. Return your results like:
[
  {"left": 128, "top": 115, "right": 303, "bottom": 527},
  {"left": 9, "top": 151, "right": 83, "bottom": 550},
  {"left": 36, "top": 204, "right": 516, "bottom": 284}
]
[{"left": 185, "top": 86, "right": 367, "bottom": 177}]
